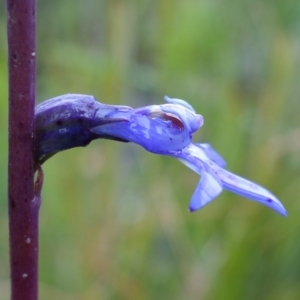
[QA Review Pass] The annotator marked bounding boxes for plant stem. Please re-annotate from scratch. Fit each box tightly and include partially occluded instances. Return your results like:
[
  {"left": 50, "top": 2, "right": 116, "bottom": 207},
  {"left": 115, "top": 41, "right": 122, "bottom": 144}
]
[{"left": 7, "top": 0, "right": 37, "bottom": 299}]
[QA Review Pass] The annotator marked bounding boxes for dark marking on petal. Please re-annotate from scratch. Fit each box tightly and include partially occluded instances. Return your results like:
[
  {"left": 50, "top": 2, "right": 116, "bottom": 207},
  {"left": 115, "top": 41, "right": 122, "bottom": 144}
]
[
  {"left": 148, "top": 112, "right": 184, "bottom": 130},
  {"left": 165, "top": 114, "right": 184, "bottom": 130},
  {"left": 189, "top": 206, "right": 197, "bottom": 212}
]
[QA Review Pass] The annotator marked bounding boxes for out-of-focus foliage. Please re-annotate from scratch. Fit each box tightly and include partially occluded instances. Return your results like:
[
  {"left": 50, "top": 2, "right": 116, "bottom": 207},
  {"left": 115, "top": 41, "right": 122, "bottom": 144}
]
[{"left": 1, "top": 0, "right": 300, "bottom": 299}]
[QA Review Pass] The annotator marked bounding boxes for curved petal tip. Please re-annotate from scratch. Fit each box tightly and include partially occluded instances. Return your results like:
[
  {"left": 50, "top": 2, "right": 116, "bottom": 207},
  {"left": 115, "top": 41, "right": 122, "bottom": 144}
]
[
  {"left": 266, "top": 198, "right": 287, "bottom": 217},
  {"left": 164, "top": 95, "right": 196, "bottom": 113}
]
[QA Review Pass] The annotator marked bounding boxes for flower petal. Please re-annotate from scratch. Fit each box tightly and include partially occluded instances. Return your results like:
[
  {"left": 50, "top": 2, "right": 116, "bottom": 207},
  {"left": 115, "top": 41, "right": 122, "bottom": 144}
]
[
  {"left": 164, "top": 96, "right": 196, "bottom": 113},
  {"left": 189, "top": 164, "right": 223, "bottom": 211},
  {"left": 173, "top": 144, "right": 287, "bottom": 216},
  {"left": 174, "top": 146, "right": 223, "bottom": 211},
  {"left": 212, "top": 167, "right": 287, "bottom": 216},
  {"left": 161, "top": 104, "right": 203, "bottom": 133},
  {"left": 91, "top": 100, "right": 203, "bottom": 153},
  {"left": 196, "top": 143, "right": 227, "bottom": 167}
]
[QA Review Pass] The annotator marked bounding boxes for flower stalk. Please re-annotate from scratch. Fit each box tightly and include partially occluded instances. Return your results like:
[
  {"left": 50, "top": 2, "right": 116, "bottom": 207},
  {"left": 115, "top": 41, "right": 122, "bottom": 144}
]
[{"left": 7, "top": 0, "right": 38, "bottom": 299}]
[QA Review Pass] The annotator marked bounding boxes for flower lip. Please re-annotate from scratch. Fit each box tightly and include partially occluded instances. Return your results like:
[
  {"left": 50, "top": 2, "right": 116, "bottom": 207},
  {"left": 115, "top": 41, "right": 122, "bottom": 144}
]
[{"left": 172, "top": 143, "right": 287, "bottom": 216}]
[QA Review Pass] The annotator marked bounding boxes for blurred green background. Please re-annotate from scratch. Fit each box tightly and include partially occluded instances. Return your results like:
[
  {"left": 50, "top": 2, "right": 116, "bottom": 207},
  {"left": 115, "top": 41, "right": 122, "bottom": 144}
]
[{"left": 1, "top": 0, "right": 300, "bottom": 299}]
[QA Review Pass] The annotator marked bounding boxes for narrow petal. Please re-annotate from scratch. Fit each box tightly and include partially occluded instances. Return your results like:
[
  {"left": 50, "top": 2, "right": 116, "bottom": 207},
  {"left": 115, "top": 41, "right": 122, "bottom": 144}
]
[
  {"left": 173, "top": 144, "right": 287, "bottom": 216},
  {"left": 211, "top": 166, "right": 287, "bottom": 216},
  {"left": 194, "top": 145, "right": 287, "bottom": 216},
  {"left": 164, "top": 96, "right": 196, "bottom": 113},
  {"left": 175, "top": 147, "right": 223, "bottom": 211},
  {"left": 189, "top": 166, "right": 223, "bottom": 211},
  {"left": 196, "top": 143, "right": 227, "bottom": 167}
]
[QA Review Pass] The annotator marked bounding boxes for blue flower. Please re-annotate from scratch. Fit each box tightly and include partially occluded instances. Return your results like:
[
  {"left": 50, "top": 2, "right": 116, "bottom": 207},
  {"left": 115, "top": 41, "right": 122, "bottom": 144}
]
[
  {"left": 91, "top": 96, "right": 287, "bottom": 216},
  {"left": 35, "top": 94, "right": 203, "bottom": 162},
  {"left": 35, "top": 94, "right": 287, "bottom": 216}
]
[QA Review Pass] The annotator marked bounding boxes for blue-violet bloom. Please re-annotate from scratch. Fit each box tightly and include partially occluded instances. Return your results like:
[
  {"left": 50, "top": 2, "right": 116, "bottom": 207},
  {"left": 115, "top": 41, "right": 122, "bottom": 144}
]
[
  {"left": 35, "top": 94, "right": 287, "bottom": 216},
  {"left": 91, "top": 96, "right": 287, "bottom": 216}
]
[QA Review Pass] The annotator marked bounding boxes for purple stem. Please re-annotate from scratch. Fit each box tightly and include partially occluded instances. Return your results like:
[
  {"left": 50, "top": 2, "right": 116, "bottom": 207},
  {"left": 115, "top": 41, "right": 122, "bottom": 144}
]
[{"left": 6, "top": 0, "right": 38, "bottom": 299}]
